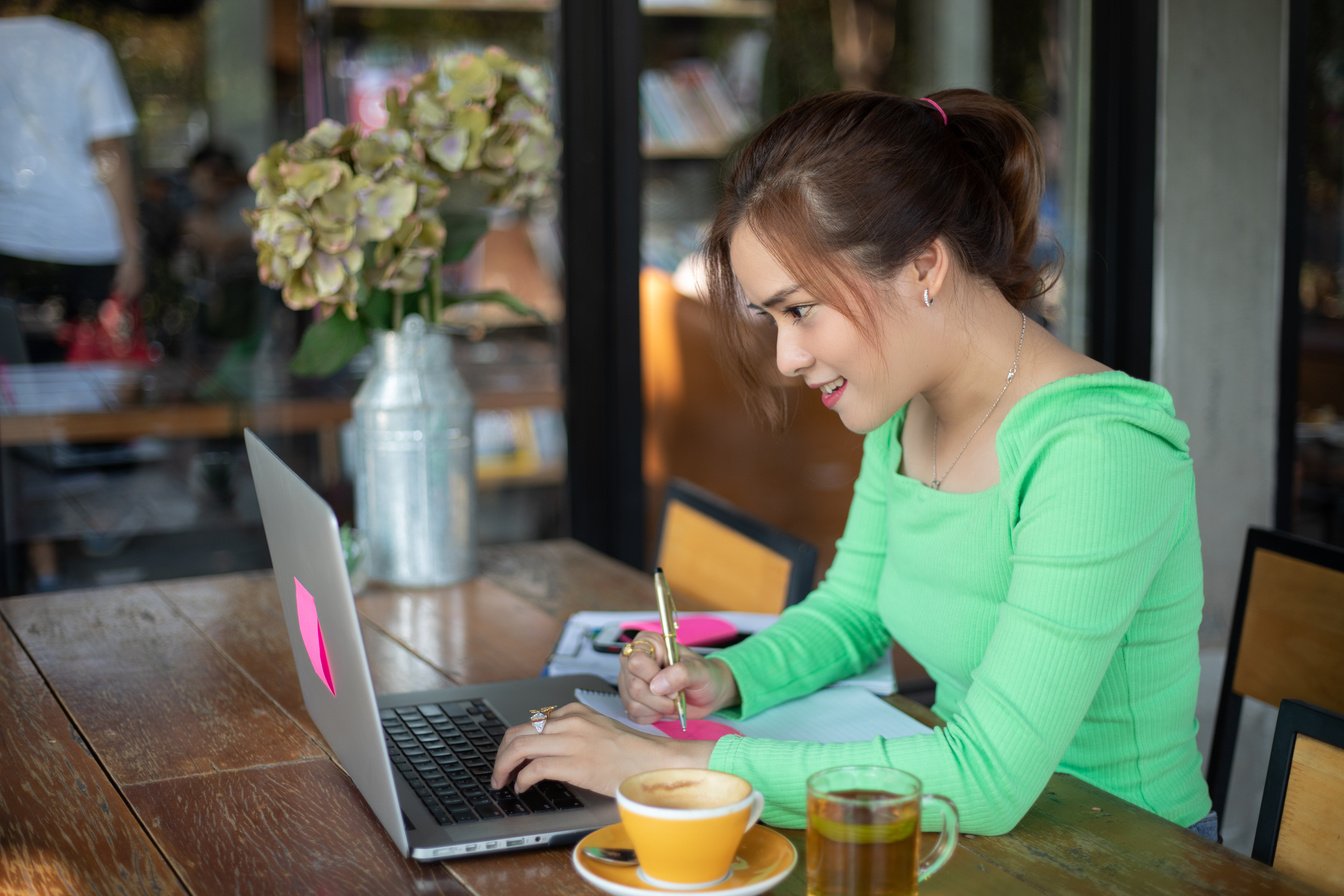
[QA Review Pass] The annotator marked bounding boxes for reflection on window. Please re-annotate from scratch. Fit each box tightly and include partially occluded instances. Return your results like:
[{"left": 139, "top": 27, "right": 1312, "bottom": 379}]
[{"left": 1293, "top": 1, "right": 1344, "bottom": 546}]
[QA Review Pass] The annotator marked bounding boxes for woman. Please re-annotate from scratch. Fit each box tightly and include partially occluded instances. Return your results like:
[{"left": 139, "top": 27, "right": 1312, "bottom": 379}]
[{"left": 491, "top": 88, "right": 1215, "bottom": 838}]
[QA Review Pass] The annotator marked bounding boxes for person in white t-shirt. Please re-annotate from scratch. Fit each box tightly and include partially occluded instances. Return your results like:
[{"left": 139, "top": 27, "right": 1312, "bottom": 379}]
[{"left": 0, "top": 0, "right": 142, "bottom": 362}]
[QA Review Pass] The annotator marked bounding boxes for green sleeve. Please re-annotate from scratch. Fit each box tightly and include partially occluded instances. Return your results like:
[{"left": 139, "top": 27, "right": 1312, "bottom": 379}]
[{"left": 710, "top": 417, "right": 1193, "bottom": 833}]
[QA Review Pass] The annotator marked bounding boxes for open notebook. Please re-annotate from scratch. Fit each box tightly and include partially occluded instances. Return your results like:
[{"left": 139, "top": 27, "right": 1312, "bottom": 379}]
[{"left": 577, "top": 686, "right": 931, "bottom": 743}]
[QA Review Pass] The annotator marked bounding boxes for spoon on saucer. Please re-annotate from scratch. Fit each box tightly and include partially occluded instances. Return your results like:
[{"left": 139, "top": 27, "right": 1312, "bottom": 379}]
[{"left": 583, "top": 845, "right": 639, "bottom": 865}]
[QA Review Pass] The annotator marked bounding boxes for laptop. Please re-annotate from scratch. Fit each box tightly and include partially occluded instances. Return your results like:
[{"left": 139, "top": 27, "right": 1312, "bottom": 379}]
[{"left": 243, "top": 428, "right": 619, "bottom": 860}]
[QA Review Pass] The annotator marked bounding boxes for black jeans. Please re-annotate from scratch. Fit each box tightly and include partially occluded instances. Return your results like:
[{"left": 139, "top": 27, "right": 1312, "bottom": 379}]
[{"left": 0, "top": 252, "right": 116, "bottom": 363}]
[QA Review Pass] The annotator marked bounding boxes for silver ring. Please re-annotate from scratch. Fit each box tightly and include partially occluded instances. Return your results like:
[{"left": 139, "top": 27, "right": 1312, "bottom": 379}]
[{"left": 529, "top": 705, "right": 556, "bottom": 734}]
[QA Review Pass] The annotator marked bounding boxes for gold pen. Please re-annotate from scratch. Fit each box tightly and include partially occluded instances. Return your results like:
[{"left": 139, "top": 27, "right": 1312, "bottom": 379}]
[{"left": 653, "top": 567, "right": 688, "bottom": 732}]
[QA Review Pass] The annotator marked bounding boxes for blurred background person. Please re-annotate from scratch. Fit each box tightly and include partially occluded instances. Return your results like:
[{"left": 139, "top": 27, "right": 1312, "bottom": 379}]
[
  {"left": 175, "top": 141, "right": 259, "bottom": 342},
  {"left": 0, "top": 0, "right": 142, "bottom": 363}
]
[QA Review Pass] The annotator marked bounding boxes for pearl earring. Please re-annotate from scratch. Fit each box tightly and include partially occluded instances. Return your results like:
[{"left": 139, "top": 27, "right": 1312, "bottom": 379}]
[{"left": 923, "top": 288, "right": 932, "bottom": 308}]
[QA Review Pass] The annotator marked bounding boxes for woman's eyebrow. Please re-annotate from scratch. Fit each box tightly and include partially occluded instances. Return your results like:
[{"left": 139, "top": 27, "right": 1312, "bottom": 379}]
[{"left": 747, "top": 284, "right": 802, "bottom": 310}]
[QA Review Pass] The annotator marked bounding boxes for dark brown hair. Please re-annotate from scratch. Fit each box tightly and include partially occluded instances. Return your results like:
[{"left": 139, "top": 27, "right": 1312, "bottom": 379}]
[{"left": 704, "top": 88, "right": 1057, "bottom": 425}]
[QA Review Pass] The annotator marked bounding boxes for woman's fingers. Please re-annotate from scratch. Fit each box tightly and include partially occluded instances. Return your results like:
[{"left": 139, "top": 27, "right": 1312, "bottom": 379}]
[
  {"left": 489, "top": 704, "right": 702, "bottom": 795},
  {"left": 621, "top": 661, "right": 678, "bottom": 722},
  {"left": 491, "top": 703, "right": 604, "bottom": 790},
  {"left": 618, "top": 635, "right": 674, "bottom": 721}
]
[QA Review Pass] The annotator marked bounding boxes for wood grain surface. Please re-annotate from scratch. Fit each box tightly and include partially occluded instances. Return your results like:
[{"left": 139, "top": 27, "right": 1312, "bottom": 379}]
[
  {"left": 1232, "top": 548, "right": 1344, "bottom": 714},
  {"left": 1274, "top": 735, "right": 1344, "bottom": 893},
  {"left": 1, "top": 584, "right": 323, "bottom": 785},
  {"left": 124, "top": 759, "right": 472, "bottom": 895},
  {"left": 0, "top": 617, "right": 183, "bottom": 895},
  {"left": 480, "top": 539, "right": 656, "bottom": 617},
  {"left": 357, "top": 577, "right": 563, "bottom": 683}
]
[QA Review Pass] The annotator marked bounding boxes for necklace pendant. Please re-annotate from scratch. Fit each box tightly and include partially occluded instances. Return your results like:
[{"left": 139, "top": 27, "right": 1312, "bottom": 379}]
[{"left": 930, "top": 479, "right": 942, "bottom": 490}]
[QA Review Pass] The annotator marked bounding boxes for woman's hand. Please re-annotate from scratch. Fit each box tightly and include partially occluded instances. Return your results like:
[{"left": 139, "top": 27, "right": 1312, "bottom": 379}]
[
  {"left": 617, "top": 634, "right": 740, "bottom": 725},
  {"left": 489, "top": 703, "right": 713, "bottom": 795}
]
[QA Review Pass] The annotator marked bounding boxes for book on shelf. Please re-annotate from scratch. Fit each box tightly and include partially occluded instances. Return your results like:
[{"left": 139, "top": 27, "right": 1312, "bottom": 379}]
[
  {"left": 474, "top": 407, "right": 564, "bottom": 480},
  {"left": 640, "top": 59, "right": 751, "bottom": 153}
]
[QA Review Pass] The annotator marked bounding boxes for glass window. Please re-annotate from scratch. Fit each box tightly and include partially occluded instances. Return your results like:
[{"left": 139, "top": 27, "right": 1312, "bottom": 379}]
[
  {"left": 0, "top": 0, "right": 568, "bottom": 594},
  {"left": 1289, "top": 1, "right": 1344, "bottom": 547}
]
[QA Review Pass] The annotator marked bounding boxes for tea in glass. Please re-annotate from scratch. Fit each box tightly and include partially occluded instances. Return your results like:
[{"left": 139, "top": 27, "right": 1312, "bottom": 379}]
[{"left": 806, "top": 766, "right": 958, "bottom": 896}]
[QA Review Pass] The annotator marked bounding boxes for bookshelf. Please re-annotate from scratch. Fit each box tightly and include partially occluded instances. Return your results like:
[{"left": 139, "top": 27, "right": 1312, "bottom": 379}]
[
  {"left": 310, "top": 0, "right": 554, "bottom": 11},
  {"left": 642, "top": 1, "right": 774, "bottom": 18},
  {"left": 640, "top": 2, "right": 772, "bottom": 274}
]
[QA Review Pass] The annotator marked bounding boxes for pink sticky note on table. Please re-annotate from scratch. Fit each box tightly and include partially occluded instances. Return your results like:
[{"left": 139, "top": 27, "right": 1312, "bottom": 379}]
[
  {"left": 295, "top": 577, "right": 336, "bottom": 695},
  {"left": 621, "top": 615, "right": 739, "bottom": 648},
  {"left": 653, "top": 718, "right": 741, "bottom": 741}
]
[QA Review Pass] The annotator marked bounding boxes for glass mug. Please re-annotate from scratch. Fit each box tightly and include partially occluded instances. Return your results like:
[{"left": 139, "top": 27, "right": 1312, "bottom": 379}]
[{"left": 806, "top": 766, "right": 959, "bottom": 896}]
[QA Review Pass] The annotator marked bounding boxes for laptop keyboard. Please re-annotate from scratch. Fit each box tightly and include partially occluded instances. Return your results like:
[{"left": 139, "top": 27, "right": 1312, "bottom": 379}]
[{"left": 381, "top": 699, "right": 584, "bottom": 826}]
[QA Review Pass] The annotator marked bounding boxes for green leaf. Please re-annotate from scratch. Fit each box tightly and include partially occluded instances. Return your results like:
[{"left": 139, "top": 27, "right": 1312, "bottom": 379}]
[
  {"left": 362, "top": 286, "right": 396, "bottom": 331},
  {"left": 438, "top": 210, "right": 490, "bottom": 263},
  {"left": 290, "top": 312, "right": 369, "bottom": 377},
  {"left": 450, "top": 289, "right": 546, "bottom": 322}
]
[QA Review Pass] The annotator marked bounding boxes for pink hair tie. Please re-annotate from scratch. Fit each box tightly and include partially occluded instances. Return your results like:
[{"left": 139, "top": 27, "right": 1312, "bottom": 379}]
[{"left": 920, "top": 97, "right": 948, "bottom": 126}]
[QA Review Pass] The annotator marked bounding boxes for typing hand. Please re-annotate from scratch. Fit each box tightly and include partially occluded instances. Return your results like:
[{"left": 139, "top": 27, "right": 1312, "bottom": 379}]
[{"left": 489, "top": 703, "right": 712, "bottom": 796}]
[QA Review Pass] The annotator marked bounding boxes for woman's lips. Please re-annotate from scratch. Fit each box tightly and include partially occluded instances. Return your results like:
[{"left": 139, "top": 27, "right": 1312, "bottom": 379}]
[{"left": 820, "top": 379, "right": 846, "bottom": 409}]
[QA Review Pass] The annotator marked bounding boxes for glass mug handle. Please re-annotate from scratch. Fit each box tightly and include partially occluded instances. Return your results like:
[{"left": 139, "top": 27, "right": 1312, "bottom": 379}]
[{"left": 917, "top": 793, "right": 960, "bottom": 881}]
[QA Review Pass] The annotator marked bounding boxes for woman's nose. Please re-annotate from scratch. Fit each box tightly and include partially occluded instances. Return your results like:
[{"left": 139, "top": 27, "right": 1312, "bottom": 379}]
[{"left": 776, "top": 330, "right": 812, "bottom": 378}]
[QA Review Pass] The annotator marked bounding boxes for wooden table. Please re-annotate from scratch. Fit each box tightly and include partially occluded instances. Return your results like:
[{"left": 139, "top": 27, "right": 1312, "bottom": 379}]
[
  {"left": 0, "top": 539, "right": 1324, "bottom": 894},
  {"left": 0, "top": 359, "right": 560, "bottom": 443},
  {"left": 0, "top": 360, "right": 563, "bottom": 484}
]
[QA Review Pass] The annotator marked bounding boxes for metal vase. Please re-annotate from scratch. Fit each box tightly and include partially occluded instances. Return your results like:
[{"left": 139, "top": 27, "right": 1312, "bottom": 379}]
[{"left": 352, "top": 314, "right": 477, "bottom": 586}]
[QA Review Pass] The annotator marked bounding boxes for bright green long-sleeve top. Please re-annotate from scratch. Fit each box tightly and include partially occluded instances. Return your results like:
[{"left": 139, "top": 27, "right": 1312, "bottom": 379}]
[{"left": 706, "top": 372, "right": 1212, "bottom": 834}]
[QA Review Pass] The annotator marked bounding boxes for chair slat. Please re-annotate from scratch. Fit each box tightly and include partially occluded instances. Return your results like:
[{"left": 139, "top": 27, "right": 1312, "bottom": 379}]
[
  {"left": 658, "top": 500, "right": 796, "bottom": 614},
  {"left": 654, "top": 478, "right": 818, "bottom": 615},
  {"left": 1231, "top": 550, "right": 1344, "bottom": 713},
  {"left": 1266, "top": 732, "right": 1344, "bottom": 892}
]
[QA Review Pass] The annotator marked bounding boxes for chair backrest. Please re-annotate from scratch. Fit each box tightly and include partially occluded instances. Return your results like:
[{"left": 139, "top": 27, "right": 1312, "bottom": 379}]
[
  {"left": 654, "top": 477, "right": 818, "bottom": 614},
  {"left": 1251, "top": 699, "right": 1344, "bottom": 892},
  {"left": 1207, "top": 527, "right": 1344, "bottom": 822}
]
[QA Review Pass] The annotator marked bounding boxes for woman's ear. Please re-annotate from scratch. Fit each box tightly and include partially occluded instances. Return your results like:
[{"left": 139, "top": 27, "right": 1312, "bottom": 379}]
[{"left": 911, "top": 238, "right": 952, "bottom": 303}]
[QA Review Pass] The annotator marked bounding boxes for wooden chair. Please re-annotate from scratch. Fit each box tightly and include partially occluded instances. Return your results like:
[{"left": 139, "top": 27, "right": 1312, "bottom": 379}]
[
  {"left": 1251, "top": 699, "right": 1344, "bottom": 893},
  {"left": 654, "top": 477, "right": 818, "bottom": 614},
  {"left": 1207, "top": 527, "right": 1344, "bottom": 824}
]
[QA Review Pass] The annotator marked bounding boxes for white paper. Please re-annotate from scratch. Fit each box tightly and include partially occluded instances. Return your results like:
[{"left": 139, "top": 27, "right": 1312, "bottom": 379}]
[{"left": 576, "top": 686, "right": 930, "bottom": 744}]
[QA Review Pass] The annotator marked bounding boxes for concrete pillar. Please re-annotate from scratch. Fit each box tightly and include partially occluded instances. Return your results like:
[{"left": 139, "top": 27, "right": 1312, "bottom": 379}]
[
  {"left": 910, "top": 0, "right": 991, "bottom": 94},
  {"left": 1152, "top": 0, "right": 1287, "bottom": 643}
]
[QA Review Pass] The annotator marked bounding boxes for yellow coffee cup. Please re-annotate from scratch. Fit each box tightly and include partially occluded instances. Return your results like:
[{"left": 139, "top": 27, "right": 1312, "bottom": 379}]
[{"left": 616, "top": 768, "right": 765, "bottom": 889}]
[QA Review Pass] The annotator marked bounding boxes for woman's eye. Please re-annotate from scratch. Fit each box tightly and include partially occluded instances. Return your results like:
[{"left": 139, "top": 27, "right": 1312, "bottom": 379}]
[{"left": 784, "top": 304, "right": 815, "bottom": 323}]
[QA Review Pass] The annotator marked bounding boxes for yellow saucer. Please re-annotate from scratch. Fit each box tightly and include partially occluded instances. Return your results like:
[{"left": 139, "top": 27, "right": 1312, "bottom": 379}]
[{"left": 571, "top": 822, "right": 797, "bottom": 896}]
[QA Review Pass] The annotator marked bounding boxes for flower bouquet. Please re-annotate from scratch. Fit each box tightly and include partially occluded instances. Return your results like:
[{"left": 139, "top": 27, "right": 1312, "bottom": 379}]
[{"left": 245, "top": 46, "right": 561, "bottom": 377}]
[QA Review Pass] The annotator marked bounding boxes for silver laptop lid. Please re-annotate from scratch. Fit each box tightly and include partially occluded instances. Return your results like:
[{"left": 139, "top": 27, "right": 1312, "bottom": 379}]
[{"left": 244, "top": 428, "right": 411, "bottom": 856}]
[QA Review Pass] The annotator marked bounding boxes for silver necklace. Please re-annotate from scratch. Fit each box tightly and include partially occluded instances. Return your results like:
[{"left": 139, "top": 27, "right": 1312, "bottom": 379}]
[{"left": 930, "top": 311, "right": 1027, "bottom": 490}]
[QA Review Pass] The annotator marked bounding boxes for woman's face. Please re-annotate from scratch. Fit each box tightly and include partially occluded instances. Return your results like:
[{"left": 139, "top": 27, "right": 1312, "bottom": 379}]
[{"left": 728, "top": 225, "right": 920, "bottom": 434}]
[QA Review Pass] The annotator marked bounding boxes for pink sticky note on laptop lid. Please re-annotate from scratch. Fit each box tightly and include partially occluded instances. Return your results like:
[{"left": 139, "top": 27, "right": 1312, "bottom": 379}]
[{"left": 619, "top": 614, "right": 739, "bottom": 648}]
